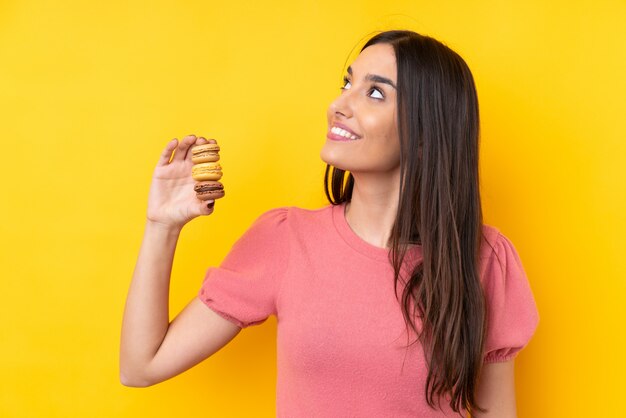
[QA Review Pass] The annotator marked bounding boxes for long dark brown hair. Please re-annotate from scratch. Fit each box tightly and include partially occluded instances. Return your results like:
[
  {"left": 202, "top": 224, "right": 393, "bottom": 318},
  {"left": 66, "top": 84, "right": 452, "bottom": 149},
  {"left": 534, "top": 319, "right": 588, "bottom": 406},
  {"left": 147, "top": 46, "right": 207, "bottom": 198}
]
[{"left": 324, "top": 30, "right": 489, "bottom": 416}]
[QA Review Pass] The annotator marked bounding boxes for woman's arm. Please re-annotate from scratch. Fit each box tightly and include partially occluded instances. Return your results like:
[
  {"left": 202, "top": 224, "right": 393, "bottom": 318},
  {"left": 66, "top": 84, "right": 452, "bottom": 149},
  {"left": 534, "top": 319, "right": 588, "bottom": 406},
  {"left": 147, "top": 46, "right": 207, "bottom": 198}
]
[
  {"left": 119, "top": 220, "right": 179, "bottom": 385},
  {"left": 469, "top": 360, "right": 517, "bottom": 417},
  {"left": 119, "top": 220, "right": 241, "bottom": 387}
]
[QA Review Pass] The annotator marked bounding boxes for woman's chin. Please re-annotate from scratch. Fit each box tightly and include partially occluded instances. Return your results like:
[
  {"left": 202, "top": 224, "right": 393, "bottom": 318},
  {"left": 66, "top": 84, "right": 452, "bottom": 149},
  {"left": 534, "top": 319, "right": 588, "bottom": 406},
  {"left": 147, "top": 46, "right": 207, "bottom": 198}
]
[
  {"left": 320, "top": 143, "right": 350, "bottom": 169},
  {"left": 320, "top": 146, "right": 348, "bottom": 171}
]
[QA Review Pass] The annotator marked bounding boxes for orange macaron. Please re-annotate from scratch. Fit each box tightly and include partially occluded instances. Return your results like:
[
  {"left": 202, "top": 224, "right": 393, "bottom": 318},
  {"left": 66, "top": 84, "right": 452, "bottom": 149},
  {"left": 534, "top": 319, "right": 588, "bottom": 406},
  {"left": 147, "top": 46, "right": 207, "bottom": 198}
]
[{"left": 191, "top": 143, "right": 220, "bottom": 163}]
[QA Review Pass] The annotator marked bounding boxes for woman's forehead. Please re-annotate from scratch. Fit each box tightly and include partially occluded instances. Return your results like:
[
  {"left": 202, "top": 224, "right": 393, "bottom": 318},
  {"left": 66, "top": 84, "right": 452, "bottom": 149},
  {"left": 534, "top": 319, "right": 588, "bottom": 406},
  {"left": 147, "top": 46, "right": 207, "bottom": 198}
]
[{"left": 349, "top": 44, "right": 397, "bottom": 82}]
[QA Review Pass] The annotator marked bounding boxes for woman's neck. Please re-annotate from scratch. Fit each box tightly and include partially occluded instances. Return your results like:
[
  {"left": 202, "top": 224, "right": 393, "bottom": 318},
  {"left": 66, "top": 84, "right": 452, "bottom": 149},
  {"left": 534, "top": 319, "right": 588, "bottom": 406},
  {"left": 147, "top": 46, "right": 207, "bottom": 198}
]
[{"left": 344, "top": 170, "right": 401, "bottom": 249}]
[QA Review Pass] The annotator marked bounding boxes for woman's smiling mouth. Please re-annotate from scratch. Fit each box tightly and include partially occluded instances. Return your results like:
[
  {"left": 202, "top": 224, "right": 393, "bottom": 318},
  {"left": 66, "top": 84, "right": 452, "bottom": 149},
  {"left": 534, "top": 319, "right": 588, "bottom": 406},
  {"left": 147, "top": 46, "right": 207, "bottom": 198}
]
[{"left": 327, "top": 123, "right": 362, "bottom": 141}]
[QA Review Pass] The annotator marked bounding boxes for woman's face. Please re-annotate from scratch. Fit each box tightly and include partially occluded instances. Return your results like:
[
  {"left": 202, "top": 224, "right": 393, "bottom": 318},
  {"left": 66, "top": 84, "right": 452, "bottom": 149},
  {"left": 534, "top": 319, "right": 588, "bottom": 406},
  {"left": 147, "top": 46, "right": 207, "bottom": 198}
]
[{"left": 321, "top": 43, "right": 400, "bottom": 174}]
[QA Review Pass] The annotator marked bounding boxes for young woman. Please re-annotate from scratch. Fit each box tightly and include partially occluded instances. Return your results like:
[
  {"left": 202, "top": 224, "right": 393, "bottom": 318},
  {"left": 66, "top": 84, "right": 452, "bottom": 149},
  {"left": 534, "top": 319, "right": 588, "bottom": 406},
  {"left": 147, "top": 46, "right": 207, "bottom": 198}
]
[{"left": 120, "top": 30, "right": 539, "bottom": 418}]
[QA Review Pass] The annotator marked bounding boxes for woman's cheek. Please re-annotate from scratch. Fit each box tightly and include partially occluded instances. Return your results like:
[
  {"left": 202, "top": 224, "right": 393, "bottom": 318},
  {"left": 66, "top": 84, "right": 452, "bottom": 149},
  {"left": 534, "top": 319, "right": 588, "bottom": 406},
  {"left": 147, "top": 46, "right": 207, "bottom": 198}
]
[{"left": 375, "top": 139, "right": 401, "bottom": 170}]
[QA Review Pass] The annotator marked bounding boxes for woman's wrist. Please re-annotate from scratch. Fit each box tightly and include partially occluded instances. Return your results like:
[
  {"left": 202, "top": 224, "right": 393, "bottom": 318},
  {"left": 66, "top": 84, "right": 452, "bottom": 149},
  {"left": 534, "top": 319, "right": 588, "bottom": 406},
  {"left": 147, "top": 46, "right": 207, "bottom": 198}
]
[{"left": 145, "top": 218, "right": 184, "bottom": 236}]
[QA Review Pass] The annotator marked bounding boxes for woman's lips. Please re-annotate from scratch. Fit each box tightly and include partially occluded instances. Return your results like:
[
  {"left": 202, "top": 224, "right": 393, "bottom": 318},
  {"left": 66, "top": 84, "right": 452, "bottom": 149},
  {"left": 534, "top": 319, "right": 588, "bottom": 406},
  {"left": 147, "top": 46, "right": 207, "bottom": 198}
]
[{"left": 326, "top": 129, "right": 361, "bottom": 142}]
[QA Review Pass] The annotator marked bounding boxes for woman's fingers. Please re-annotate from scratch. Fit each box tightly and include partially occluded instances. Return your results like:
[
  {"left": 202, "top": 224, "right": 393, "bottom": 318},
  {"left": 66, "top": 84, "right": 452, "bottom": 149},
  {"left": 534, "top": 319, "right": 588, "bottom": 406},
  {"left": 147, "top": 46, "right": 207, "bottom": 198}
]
[
  {"left": 192, "top": 198, "right": 215, "bottom": 216},
  {"left": 157, "top": 138, "right": 178, "bottom": 166},
  {"left": 156, "top": 134, "right": 212, "bottom": 167},
  {"left": 173, "top": 134, "right": 197, "bottom": 161}
]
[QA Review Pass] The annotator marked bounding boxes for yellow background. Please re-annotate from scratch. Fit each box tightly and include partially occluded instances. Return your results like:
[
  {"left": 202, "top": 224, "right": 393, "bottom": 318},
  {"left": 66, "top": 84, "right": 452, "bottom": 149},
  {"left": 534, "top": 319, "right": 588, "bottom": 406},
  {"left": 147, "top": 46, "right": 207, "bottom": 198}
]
[{"left": 1, "top": 0, "right": 624, "bottom": 417}]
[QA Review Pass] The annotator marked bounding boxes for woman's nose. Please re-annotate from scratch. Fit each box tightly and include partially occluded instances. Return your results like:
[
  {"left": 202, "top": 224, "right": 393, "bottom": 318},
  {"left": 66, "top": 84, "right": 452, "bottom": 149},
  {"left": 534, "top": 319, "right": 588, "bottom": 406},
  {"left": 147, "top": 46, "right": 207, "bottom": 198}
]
[{"left": 330, "top": 90, "right": 353, "bottom": 118}]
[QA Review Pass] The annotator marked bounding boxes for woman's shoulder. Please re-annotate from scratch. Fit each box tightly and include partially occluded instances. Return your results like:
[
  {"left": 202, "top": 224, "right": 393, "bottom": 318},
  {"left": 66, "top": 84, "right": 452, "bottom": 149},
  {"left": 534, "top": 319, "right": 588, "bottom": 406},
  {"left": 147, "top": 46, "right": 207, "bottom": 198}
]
[
  {"left": 479, "top": 223, "right": 501, "bottom": 254},
  {"left": 258, "top": 203, "right": 334, "bottom": 224},
  {"left": 478, "top": 223, "right": 529, "bottom": 284},
  {"left": 252, "top": 204, "right": 337, "bottom": 241},
  {"left": 479, "top": 223, "right": 520, "bottom": 262}
]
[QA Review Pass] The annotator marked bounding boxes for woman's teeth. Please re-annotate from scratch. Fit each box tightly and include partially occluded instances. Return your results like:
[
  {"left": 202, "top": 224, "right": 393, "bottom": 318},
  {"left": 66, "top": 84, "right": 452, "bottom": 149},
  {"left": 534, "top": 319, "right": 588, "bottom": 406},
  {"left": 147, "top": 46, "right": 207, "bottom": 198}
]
[{"left": 331, "top": 126, "right": 359, "bottom": 140}]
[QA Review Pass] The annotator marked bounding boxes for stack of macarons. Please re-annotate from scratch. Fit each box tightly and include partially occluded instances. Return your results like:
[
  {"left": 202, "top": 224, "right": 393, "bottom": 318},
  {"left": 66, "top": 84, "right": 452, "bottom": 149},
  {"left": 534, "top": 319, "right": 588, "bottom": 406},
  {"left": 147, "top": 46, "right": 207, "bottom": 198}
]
[{"left": 191, "top": 141, "right": 225, "bottom": 204}]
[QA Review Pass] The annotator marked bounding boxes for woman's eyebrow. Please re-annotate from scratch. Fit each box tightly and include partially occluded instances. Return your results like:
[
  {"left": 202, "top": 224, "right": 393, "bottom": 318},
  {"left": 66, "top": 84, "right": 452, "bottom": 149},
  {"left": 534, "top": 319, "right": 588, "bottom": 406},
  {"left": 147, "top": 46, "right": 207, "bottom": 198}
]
[{"left": 347, "top": 65, "right": 397, "bottom": 89}]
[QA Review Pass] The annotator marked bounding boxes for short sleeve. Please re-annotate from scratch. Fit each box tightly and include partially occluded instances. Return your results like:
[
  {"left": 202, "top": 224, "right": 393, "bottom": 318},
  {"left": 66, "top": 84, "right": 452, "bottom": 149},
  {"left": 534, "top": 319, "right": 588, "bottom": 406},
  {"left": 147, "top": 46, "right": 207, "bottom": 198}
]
[
  {"left": 197, "top": 207, "right": 290, "bottom": 328},
  {"left": 480, "top": 231, "right": 540, "bottom": 363}
]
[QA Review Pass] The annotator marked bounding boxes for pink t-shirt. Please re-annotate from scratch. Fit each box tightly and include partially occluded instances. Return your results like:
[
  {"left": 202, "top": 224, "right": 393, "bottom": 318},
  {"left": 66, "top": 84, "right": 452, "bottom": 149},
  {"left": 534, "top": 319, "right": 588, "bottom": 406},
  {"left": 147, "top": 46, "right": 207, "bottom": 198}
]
[{"left": 198, "top": 203, "right": 540, "bottom": 417}]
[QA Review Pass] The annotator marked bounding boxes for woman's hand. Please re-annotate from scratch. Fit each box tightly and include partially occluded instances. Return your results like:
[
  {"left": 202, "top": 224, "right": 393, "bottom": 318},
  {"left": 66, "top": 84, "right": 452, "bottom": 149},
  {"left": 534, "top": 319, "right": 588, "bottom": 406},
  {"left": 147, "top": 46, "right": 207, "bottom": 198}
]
[{"left": 146, "top": 134, "right": 217, "bottom": 230}]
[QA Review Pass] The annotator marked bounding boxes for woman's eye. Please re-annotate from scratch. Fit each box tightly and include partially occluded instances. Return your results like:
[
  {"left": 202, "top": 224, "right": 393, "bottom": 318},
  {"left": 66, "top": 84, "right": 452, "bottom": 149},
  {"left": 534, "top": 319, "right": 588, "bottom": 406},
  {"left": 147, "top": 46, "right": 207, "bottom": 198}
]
[
  {"left": 369, "top": 88, "right": 384, "bottom": 99},
  {"left": 340, "top": 76, "right": 351, "bottom": 90}
]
